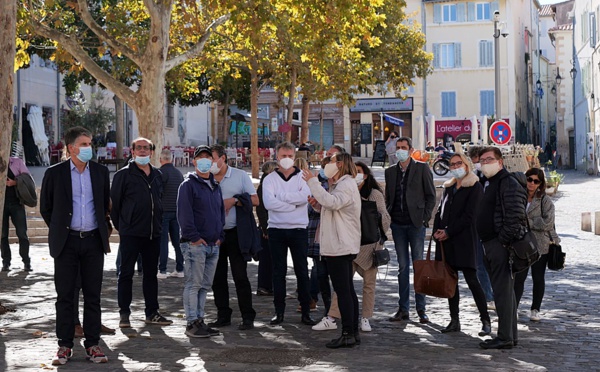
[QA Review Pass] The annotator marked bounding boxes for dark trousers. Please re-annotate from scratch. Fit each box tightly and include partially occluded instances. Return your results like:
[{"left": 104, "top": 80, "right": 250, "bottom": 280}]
[
  {"left": 476, "top": 240, "right": 494, "bottom": 302},
  {"left": 257, "top": 236, "right": 273, "bottom": 291},
  {"left": 159, "top": 212, "right": 183, "bottom": 273},
  {"left": 1, "top": 198, "right": 30, "bottom": 267},
  {"left": 313, "top": 257, "right": 331, "bottom": 316},
  {"left": 325, "top": 254, "right": 359, "bottom": 334},
  {"left": 117, "top": 236, "right": 160, "bottom": 317},
  {"left": 483, "top": 238, "right": 517, "bottom": 342},
  {"left": 268, "top": 228, "right": 311, "bottom": 315},
  {"left": 212, "top": 228, "right": 256, "bottom": 321},
  {"left": 448, "top": 267, "right": 490, "bottom": 322},
  {"left": 514, "top": 254, "right": 549, "bottom": 311},
  {"left": 54, "top": 234, "right": 104, "bottom": 349}
]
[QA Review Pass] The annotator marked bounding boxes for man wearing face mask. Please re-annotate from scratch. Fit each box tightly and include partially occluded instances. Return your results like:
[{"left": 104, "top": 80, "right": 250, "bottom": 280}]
[
  {"left": 41, "top": 126, "right": 111, "bottom": 364},
  {"left": 177, "top": 145, "right": 225, "bottom": 338},
  {"left": 207, "top": 144, "right": 259, "bottom": 331},
  {"left": 111, "top": 137, "right": 172, "bottom": 329},
  {"left": 384, "top": 136, "right": 436, "bottom": 323},
  {"left": 263, "top": 141, "right": 316, "bottom": 326},
  {"left": 476, "top": 147, "right": 527, "bottom": 350}
]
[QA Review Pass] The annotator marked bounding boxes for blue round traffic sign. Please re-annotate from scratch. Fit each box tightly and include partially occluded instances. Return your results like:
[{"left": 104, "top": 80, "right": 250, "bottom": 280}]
[{"left": 489, "top": 121, "right": 512, "bottom": 145}]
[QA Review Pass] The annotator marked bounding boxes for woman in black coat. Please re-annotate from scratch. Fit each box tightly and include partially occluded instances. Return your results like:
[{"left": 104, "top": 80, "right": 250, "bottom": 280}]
[{"left": 433, "top": 153, "right": 491, "bottom": 336}]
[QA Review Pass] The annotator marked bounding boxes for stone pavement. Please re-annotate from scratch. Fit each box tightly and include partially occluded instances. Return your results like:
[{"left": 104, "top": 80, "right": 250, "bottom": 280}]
[{"left": 1, "top": 169, "right": 600, "bottom": 371}]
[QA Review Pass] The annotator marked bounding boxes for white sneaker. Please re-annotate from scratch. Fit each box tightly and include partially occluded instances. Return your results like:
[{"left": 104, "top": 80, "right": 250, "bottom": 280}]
[
  {"left": 530, "top": 309, "right": 541, "bottom": 322},
  {"left": 487, "top": 301, "right": 496, "bottom": 311},
  {"left": 156, "top": 272, "right": 169, "bottom": 279},
  {"left": 312, "top": 317, "right": 337, "bottom": 331},
  {"left": 360, "top": 317, "right": 372, "bottom": 332},
  {"left": 170, "top": 271, "right": 184, "bottom": 278}
]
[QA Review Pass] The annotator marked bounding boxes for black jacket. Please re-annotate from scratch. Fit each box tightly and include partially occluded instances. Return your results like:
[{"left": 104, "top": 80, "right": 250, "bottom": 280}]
[
  {"left": 40, "top": 160, "right": 111, "bottom": 258},
  {"left": 160, "top": 163, "right": 184, "bottom": 213},
  {"left": 234, "top": 192, "right": 262, "bottom": 261},
  {"left": 493, "top": 169, "right": 527, "bottom": 245},
  {"left": 110, "top": 161, "right": 163, "bottom": 239}
]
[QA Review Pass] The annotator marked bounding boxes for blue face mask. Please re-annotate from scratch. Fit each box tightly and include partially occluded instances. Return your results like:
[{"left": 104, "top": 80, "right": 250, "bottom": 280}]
[
  {"left": 134, "top": 156, "right": 151, "bottom": 166},
  {"left": 319, "top": 168, "right": 328, "bottom": 180},
  {"left": 196, "top": 158, "right": 212, "bottom": 173},
  {"left": 76, "top": 146, "right": 93, "bottom": 163},
  {"left": 449, "top": 168, "right": 466, "bottom": 179},
  {"left": 396, "top": 149, "right": 410, "bottom": 162}
]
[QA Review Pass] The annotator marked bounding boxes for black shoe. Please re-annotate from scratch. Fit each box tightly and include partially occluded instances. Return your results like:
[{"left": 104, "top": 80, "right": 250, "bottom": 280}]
[
  {"left": 354, "top": 331, "right": 361, "bottom": 345},
  {"left": 479, "top": 338, "right": 513, "bottom": 350},
  {"left": 238, "top": 320, "right": 254, "bottom": 330},
  {"left": 301, "top": 315, "right": 317, "bottom": 326},
  {"left": 326, "top": 332, "right": 356, "bottom": 349},
  {"left": 417, "top": 310, "right": 430, "bottom": 324},
  {"left": 1, "top": 265, "right": 9, "bottom": 272},
  {"left": 389, "top": 309, "right": 409, "bottom": 322},
  {"left": 24, "top": 264, "right": 32, "bottom": 272},
  {"left": 207, "top": 318, "right": 231, "bottom": 328},
  {"left": 270, "top": 313, "right": 284, "bottom": 325},
  {"left": 478, "top": 320, "right": 492, "bottom": 336},
  {"left": 256, "top": 288, "right": 273, "bottom": 296},
  {"left": 440, "top": 318, "right": 461, "bottom": 333}
]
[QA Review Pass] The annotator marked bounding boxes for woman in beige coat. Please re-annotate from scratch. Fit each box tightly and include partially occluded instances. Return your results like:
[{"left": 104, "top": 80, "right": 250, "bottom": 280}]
[
  {"left": 303, "top": 153, "right": 361, "bottom": 349},
  {"left": 313, "top": 162, "right": 390, "bottom": 334}
]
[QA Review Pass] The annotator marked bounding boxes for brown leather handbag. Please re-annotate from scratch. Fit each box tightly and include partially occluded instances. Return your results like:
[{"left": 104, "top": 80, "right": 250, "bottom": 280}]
[{"left": 413, "top": 239, "right": 458, "bottom": 298}]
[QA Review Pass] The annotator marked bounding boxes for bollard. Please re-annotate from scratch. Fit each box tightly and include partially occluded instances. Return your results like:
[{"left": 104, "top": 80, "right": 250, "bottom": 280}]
[
  {"left": 582, "top": 212, "right": 592, "bottom": 232},
  {"left": 596, "top": 212, "right": 600, "bottom": 235}
]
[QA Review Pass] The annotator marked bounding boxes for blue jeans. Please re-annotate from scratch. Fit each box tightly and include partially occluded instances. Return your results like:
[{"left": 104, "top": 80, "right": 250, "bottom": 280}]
[
  {"left": 268, "top": 228, "right": 312, "bottom": 315},
  {"left": 159, "top": 212, "right": 183, "bottom": 273},
  {"left": 390, "top": 223, "right": 426, "bottom": 312},
  {"left": 476, "top": 240, "right": 494, "bottom": 302},
  {"left": 181, "top": 242, "right": 219, "bottom": 324}
]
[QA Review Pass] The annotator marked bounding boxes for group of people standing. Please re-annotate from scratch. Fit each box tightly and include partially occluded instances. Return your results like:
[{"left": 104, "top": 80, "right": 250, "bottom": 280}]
[{"left": 33, "top": 125, "right": 558, "bottom": 364}]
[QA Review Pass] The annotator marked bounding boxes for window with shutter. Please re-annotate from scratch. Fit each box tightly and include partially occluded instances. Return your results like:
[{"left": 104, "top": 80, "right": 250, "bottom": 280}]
[
  {"left": 468, "top": 2, "right": 475, "bottom": 22},
  {"left": 442, "top": 92, "right": 457, "bottom": 117},
  {"left": 439, "top": 43, "right": 455, "bottom": 68},
  {"left": 476, "top": 3, "right": 491, "bottom": 20},
  {"left": 433, "top": 43, "right": 441, "bottom": 68},
  {"left": 480, "top": 90, "right": 494, "bottom": 116},
  {"left": 434, "top": 4, "right": 442, "bottom": 23},
  {"left": 454, "top": 43, "right": 462, "bottom": 68},
  {"left": 457, "top": 3, "right": 466, "bottom": 22},
  {"left": 443, "top": 4, "right": 457, "bottom": 22},
  {"left": 479, "top": 40, "right": 493, "bottom": 67}
]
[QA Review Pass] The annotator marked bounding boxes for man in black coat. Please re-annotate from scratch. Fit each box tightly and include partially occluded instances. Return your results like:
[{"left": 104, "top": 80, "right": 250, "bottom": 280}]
[
  {"left": 476, "top": 146, "right": 527, "bottom": 349},
  {"left": 111, "top": 137, "right": 171, "bottom": 329},
  {"left": 40, "top": 126, "right": 110, "bottom": 365}
]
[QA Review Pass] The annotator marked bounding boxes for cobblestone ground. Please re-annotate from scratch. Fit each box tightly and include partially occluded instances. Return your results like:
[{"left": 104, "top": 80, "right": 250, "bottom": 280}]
[{"left": 1, "top": 169, "right": 599, "bottom": 371}]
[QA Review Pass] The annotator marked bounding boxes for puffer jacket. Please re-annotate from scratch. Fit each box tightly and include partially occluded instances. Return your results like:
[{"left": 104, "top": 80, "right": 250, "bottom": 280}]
[
  {"left": 527, "top": 194, "right": 560, "bottom": 255},
  {"left": 493, "top": 170, "right": 527, "bottom": 245},
  {"left": 307, "top": 174, "right": 361, "bottom": 257}
]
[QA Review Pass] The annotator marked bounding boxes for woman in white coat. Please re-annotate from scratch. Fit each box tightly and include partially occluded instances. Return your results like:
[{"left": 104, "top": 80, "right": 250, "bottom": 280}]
[{"left": 302, "top": 153, "right": 362, "bottom": 349}]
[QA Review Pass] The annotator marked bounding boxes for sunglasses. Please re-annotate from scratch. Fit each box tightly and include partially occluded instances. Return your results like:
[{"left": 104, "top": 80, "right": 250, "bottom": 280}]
[{"left": 527, "top": 177, "right": 541, "bottom": 185}]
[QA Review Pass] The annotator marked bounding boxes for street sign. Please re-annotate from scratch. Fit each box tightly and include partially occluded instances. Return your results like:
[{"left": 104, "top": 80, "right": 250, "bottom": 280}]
[{"left": 489, "top": 120, "right": 512, "bottom": 145}]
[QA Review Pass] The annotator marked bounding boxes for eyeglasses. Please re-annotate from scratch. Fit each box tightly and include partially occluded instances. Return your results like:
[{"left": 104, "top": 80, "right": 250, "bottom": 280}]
[
  {"left": 134, "top": 145, "right": 151, "bottom": 151},
  {"left": 479, "top": 157, "right": 497, "bottom": 165},
  {"left": 527, "top": 177, "right": 541, "bottom": 185},
  {"left": 449, "top": 161, "right": 463, "bottom": 168}
]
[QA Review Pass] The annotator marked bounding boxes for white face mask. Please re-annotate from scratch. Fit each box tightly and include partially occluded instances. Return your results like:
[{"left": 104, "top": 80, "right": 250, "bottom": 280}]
[
  {"left": 481, "top": 162, "right": 501, "bottom": 178},
  {"left": 324, "top": 162, "right": 339, "bottom": 179},
  {"left": 449, "top": 168, "right": 467, "bottom": 179},
  {"left": 279, "top": 157, "right": 294, "bottom": 170},
  {"left": 355, "top": 173, "right": 365, "bottom": 184},
  {"left": 209, "top": 161, "right": 221, "bottom": 174}
]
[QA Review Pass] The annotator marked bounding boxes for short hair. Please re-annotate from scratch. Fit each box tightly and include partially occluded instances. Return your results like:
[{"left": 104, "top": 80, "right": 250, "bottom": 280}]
[
  {"left": 525, "top": 167, "right": 546, "bottom": 197},
  {"left": 294, "top": 157, "right": 309, "bottom": 171},
  {"left": 130, "top": 137, "right": 154, "bottom": 151},
  {"left": 450, "top": 153, "right": 473, "bottom": 173},
  {"left": 467, "top": 146, "right": 481, "bottom": 159},
  {"left": 276, "top": 141, "right": 296, "bottom": 153},
  {"left": 64, "top": 126, "right": 92, "bottom": 153},
  {"left": 332, "top": 153, "right": 357, "bottom": 178},
  {"left": 321, "top": 156, "right": 331, "bottom": 168},
  {"left": 211, "top": 144, "right": 227, "bottom": 160},
  {"left": 396, "top": 136, "right": 413, "bottom": 149},
  {"left": 478, "top": 146, "right": 503, "bottom": 160},
  {"left": 160, "top": 149, "right": 173, "bottom": 162}
]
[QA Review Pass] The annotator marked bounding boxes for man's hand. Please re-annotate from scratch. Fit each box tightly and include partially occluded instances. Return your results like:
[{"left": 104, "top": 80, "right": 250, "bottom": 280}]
[
  {"left": 433, "top": 229, "right": 448, "bottom": 241},
  {"left": 6, "top": 179, "right": 16, "bottom": 187},
  {"left": 224, "top": 197, "right": 237, "bottom": 215},
  {"left": 192, "top": 238, "right": 208, "bottom": 246}
]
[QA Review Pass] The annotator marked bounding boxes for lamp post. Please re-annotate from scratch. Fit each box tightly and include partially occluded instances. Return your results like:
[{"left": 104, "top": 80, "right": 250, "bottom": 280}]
[
  {"left": 493, "top": 11, "right": 508, "bottom": 121},
  {"left": 570, "top": 62, "right": 577, "bottom": 169}
]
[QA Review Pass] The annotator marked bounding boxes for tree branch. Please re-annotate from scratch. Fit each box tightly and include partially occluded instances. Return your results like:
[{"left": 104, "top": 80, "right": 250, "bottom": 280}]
[
  {"left": 165, "top": 13, "right": 231, "bottom": 71},
  {"left": 76, "top": 0, "right": 141, "bottom": 66},
  {"left": 29, "top": 20, "right": 137, "bottom": 108},
  {"left": 142, "top": 0, "right": 160, "bottom": 20}
]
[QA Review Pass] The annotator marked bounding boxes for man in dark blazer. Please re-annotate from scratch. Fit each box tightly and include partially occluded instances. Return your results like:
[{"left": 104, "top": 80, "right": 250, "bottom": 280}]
[
  {"left": 40, "top": 126, "right": 110, "bottom": 365},
  {"left": 384, "top": 136, "right": 436, "bottom": 324}
]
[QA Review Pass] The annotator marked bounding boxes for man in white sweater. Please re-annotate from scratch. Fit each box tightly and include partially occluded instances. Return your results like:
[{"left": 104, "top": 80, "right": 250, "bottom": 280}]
[{"left": 262, "top": 142, "right": 317, "bottom": 326}]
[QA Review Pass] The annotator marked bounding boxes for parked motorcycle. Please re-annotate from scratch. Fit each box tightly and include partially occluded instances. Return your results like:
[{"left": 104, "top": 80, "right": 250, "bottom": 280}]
[{"left": 432, "top": 150, "right": 454, "bottom": 176}]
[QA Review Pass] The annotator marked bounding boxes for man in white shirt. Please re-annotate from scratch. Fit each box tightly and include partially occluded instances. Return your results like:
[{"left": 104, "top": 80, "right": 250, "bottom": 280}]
[{"left": 262, "top": 142, "right": 316, "bottom": 326}]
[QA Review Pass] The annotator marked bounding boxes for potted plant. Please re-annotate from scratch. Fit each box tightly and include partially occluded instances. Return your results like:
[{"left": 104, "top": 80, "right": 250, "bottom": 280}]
[{"left": 546, "top": 170, "right": 564, "bottom": 194}]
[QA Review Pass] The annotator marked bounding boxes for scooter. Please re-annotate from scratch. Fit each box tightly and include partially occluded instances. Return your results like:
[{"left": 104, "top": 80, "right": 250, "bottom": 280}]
[{"left": 432, "top": 151, "right": 454, "bottom": 176}]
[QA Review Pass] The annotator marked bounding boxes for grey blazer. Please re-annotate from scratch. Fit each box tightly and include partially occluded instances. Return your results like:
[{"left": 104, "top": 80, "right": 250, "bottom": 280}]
[{"left": 384, "top": 158, "right": 436, "bottom": 228}]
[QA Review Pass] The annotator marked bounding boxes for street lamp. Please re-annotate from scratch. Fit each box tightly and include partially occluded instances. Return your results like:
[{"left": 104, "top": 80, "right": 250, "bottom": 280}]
[
  {"left": 493, "top": 10, "right": 508, "bottom": 120},
  {"left": 556, "top": 68, "right": 562, "bottom": 86},
  {"left": 570, "top": 66, "right": 577, "bottom": 79}
]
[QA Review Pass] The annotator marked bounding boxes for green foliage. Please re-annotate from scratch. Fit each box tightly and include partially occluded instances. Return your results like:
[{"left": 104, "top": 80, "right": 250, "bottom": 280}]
[
  {"left": 61, "top": 91, "right": 115, "bottom": 137},
  {"left": 547, "top": 170, "right": 564, "bottom": 188}
]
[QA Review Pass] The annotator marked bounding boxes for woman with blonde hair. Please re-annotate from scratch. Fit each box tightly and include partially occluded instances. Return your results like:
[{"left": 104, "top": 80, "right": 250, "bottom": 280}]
[
  {"left": 302, "top": 153, "right": 361, "bottom": 348},
  {"left": 294, "top": 157, "right": 309, "bottom": 171},
  {"left": 433, "top": 152, "right": 491, "bottom": 336}
]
